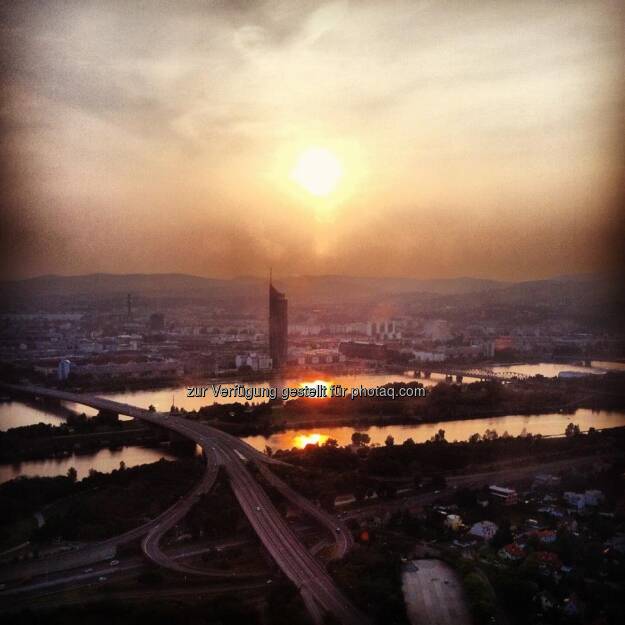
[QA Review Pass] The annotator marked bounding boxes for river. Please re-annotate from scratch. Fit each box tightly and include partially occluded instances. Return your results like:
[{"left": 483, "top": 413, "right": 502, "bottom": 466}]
[
  {"left": 0, "top": 362, "right": 619, "bottom": 429},
  {"left": 0, "top": 445, "right": 178, "bottom": 484},
  {"left": 241, "top": 407, "right": 625, "bottom": 451},
  {"left": 1, "top": 362, "right": 623, "bottom": 482}
]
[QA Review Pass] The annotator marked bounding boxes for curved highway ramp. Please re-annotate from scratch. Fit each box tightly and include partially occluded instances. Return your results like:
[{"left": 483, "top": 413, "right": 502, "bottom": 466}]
[{"left": 1, "top": 383, "right": 368, "bottom": 625}]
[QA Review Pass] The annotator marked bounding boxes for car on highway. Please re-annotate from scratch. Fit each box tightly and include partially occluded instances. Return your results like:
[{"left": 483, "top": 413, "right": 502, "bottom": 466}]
[
  {"left": 83, "top": 568, "right": 93, "bottom": 573},
  {"left": 98, "top": 576, "right": 107, "bottom": 582},
  {"left": 256, "top": 506, "right": 261, "bottom": 511},
  {"left": 335, "top": 527, "right": 341, "bottom": 533},
  {"left": 109, "top": 559, "right": 120, "bottom": 566}
]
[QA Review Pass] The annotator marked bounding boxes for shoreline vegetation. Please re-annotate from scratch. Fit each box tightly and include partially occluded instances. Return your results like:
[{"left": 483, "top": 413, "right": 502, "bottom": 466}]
[
  {"left": 1, "top": 373, "right": 624, "bottom": 464},
  {"left": 189, "top": 373, "right": 625, "bottom": 437},
  {"left": 0, "top": 458, "right": 203, "bottom": 552}
]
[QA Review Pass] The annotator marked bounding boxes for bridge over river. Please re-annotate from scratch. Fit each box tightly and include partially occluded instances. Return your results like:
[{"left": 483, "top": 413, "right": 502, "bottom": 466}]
[
  {"left": 0, "top": 383, "right": 365, "bottom": 625},
  {"left": 412, "top": 366, "right": 530, "bottom": 383}
]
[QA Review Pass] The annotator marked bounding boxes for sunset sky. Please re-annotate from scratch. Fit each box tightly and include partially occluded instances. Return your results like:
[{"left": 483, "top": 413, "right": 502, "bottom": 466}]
[{"left": 1, "top": 0, "right": 624, "bottom": 281}]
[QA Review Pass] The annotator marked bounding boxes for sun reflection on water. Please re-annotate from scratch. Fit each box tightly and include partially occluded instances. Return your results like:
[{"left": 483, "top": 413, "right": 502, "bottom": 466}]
[
  {"left": 298, "top": 379, "right": 333, "bottom": 398},
  {"left": 292, "top": 433, "right": 329, "bottom": 448}
]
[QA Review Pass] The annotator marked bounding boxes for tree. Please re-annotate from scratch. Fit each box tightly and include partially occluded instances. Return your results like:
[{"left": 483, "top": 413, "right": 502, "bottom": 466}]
[
  {"left": 469, "top": 433, "right": 481, "bottom": 444},
  {"left": 431, "top": 429, "right": 446, "bottom": 443},
  {"left": 323, "top": 438, "right": 339, "bottom": 448},
  {"left": 565, "top": 423, "right": 580, "bottom": 437},
  {"left": 264, "top": 445, "right": 273, "bottom": 457},
  {"left": 119, "top": 461, "right": 126, "bottom": 471},
  {"left": 384, "top": 435, "right": 395, "bottom": 447},
  {"left": 483, "top": 428, "right": 498, "bottom": 441},
  {"left": 351, "top": 432, "right": 371, "bottom": 447},
  {"left": 66, "top": 466, "right": 77, "bottom": 482},
  {"left": 148, "top": 404, "right": 156, "bottom": 412}
]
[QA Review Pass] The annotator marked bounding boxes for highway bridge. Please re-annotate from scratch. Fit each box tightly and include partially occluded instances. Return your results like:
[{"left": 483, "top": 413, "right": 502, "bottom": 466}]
[
  {"left": 412, "top": 366, "right": 530, "bottom": 382},
  {"left": 0, "top": 383, "right": 366, "bottom": 625}
]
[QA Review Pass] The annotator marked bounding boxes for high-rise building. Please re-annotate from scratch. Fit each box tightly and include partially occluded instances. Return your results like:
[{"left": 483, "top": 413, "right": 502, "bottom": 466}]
[
  {"left": 269, "top": 278, "right": 288, "bottom": 369},
  {"left": 149, "top": 312, "right": 165, "bottom": 331}
]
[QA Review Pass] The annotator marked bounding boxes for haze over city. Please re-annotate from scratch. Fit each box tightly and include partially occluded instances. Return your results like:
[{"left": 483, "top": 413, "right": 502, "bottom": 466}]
[
  {"left": 2, "top": 3, "right": 625, "bottom": 625},
  {"left": 1, "top": 0, "right": 624, "bottom": 280}
]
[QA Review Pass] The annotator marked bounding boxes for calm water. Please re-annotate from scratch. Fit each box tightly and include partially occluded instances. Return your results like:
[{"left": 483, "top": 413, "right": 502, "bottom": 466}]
[
  {"left": 242, "top": 408, "right": 625, "bottom": 451},
  {"left": 95, "top": 361, "right": 622, "bottom": 412},
  {"left": 0, "top": 446, "right": 177, "bottom": 484},
  {"left": 95, "top": 372, "right": 426, "bottom": 412},
  {"left": 1, "top": 363, "right": 620, "bottom": 431},
  {"left": 1, "top": 363, "right": 623, "bottom": 481}
]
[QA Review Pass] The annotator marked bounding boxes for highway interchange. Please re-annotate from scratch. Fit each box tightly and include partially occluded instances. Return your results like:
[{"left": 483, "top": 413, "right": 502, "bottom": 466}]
[
  {"left": 0, "top": 384, "right": 366, "bottom": 625},
  {"left": 2, "top": 384, "right": 605, "bottom": 623}
]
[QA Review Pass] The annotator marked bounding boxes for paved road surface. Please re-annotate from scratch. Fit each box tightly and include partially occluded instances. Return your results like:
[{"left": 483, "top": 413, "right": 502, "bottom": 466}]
[
  {"left": 402, "top": 559, "right": 471, "bottom": 625},
  {"left": 1, "top": 383, "right": 366, "bottom": 625},
  {"left": 140, "top": 447, "right": 230, "bottom": 578}
]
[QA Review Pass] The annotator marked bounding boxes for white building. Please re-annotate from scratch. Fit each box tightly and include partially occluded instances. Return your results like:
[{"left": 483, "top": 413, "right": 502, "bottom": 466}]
[
  {"left": 489, "top": 485, "right": 519, "bottom": 505},
  {"left": 564, "top": 492, "right": 586, "bottom": 511},
  {"left": 367, "top": 319, "right": 401, "bottom": 340},
  {"left": 235, "top": 352, "right": 272, "bottom": 371},
  {"left": 445, "top": 514, "right": 463, "bottom": 531},
  {"left": 469, "top": 521, "right": 498, "bottom": 541},
  {"left": 412, "top": 350, "right": 446, "bottom": 363},
  {"left": 584, "top": 490, "right": 604, "bottom": 506},
  {"left": 57, "top": 359, "right": 72, "bottom": 381},
  {"left": 291, "top": 348, "right": 345, "bottom": 366}
]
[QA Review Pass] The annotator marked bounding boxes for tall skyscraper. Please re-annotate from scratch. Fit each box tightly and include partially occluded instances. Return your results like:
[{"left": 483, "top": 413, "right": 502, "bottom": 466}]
[{"left": 269, "top": 276, "right": 288, "bottom": 369}]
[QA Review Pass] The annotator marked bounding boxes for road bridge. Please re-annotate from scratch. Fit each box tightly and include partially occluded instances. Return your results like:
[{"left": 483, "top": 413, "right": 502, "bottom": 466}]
[
  {"left": 0, "top": 383, "right": 366, "bottom": 625},
  {"left": 412, "top": 366, "right": 530, "bottom": 382}
]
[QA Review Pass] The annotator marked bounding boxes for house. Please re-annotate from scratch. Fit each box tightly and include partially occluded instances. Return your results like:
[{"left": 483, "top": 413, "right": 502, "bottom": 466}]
[
  {"left": 499, "top": 543, "right": 524, "bottom": 561},
  {"left": 444, "top": 514, "right": 463, "bottom": 531},
  {"left": 584, "top": 490, "right": 604, "bottom": 506},
  {"left": 530, "top": 529, "right": 557, "bottom": 545},
  {"left": 489, "top": 485, "right": 518, "bottom": 505},
  {"left": 538, "top": 505, "right": 565, "bottom": 518},
  {"left": 564, "top": 492, "right": 586, "bottom": 511},
  {"left": 468, "top": 521, "right": 498, "bottom": 541}
]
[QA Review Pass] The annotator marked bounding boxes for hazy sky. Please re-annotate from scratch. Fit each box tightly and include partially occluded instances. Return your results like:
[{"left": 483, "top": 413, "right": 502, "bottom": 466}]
[{"left": 1, "top": 0, "right": 624, "bottom": 280}]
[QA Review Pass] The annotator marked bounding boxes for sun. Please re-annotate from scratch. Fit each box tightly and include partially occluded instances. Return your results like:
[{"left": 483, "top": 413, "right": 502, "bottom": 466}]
[{"left": 291, "top": 147, "right": 343, "bottom": 197}]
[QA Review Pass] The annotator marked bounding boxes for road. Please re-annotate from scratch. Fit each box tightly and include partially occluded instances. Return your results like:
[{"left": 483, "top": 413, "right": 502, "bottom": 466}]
[
  {"left": 342, "top": 452, "right": 611, "bottom": 522},
  {"left": 140, "top": 447, "right": 229, "bottom": 577},
  {"left": 1, "top": 383, "right": 366, "bottom": 625},
  {"left": 255, "top": 462, "right": 353, "bottom": 559}
]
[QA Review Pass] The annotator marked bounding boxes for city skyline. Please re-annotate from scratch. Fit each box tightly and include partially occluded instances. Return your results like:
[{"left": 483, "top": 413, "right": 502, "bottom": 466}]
[{"left": 1, "top": 3, "right": 625, "bottom": 624}]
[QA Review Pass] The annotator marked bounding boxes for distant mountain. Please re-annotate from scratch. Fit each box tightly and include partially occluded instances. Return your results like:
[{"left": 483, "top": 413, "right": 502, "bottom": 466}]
[
  {"left": 393, "top": 273, "right": 622, "bottom": 320},
  {"left": 276, "top": 275, "right": 507, "bottom": 303},
  {"left": 0, "top": 272, "right": 616, "bottom": 311},
  {"left": 0, "top": 273, "right": 505, "bottom": 302},
  {"left": 0, "top": 273, "right": 230, "bottom": 297}
]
